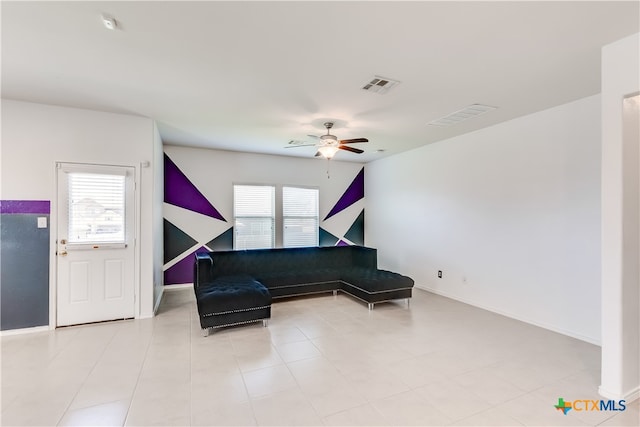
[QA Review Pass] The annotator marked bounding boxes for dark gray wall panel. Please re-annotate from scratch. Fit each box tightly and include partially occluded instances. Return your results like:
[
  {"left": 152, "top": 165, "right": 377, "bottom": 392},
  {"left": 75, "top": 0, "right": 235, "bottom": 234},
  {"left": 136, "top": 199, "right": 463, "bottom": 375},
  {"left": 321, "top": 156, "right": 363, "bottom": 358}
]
[
  {"left": 206, "top": 227, "right": 233, "bottom": 251},
  {"left": 344, "top": 209, "right": 365, "bottom": 246},
  {"left": 1, "top": 214, "right": 50, "bottom": 330},
  {"left": 319, "top": 227, "right": 340, "bottom": 247},
  {"left": 163, "top": 219, "right": 197, "bottom": 264}
]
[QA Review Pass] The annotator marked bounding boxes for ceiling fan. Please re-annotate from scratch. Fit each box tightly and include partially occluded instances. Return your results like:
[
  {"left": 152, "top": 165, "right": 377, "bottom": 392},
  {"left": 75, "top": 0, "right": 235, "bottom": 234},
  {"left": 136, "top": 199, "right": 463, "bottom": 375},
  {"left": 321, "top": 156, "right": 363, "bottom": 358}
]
[{"left": 286, "top": 122, "right": 368, "bottom": 159}]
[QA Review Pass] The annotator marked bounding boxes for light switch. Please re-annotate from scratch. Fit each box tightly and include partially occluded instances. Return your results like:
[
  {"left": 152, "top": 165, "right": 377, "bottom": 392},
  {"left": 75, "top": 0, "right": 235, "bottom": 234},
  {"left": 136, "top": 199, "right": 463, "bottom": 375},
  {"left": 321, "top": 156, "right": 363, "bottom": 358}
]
[{"left": 37, "top": 217, "right": 47, "bottom": 228}]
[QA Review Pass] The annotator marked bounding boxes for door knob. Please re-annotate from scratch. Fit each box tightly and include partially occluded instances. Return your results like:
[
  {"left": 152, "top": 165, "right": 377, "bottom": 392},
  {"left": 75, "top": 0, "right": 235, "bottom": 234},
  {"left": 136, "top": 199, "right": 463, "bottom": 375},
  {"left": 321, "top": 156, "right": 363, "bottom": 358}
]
[{"left": 59, "top": 251, "right": 68, "bottom": 256}]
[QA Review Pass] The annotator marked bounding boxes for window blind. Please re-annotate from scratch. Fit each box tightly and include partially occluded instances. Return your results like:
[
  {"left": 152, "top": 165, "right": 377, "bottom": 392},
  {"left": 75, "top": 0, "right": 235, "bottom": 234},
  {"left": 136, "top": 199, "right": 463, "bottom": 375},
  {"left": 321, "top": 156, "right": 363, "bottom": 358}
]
[
  {"left": 283, "top": 186, "right": 319, "bottom": 248},
  {"left": 68, "top": 172, "right": 126, "bottom": 243},
  {"left": 234, "top": 185, "right": 275, "bottom": 250}
]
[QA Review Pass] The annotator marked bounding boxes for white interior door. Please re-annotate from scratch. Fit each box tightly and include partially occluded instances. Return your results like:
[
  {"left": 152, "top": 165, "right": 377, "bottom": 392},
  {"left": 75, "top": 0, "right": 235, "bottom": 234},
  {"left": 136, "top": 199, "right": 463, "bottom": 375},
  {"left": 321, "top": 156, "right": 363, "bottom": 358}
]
[{"left": 56, "top": 163, "right": 136, "bottom": 326}]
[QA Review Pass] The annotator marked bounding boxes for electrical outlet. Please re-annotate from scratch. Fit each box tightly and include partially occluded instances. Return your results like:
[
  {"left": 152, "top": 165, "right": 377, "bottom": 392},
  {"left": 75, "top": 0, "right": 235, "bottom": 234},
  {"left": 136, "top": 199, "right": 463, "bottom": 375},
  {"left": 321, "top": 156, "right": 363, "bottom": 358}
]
[{"left": 438, "top": 270, "right": 443, "bottom": 278}]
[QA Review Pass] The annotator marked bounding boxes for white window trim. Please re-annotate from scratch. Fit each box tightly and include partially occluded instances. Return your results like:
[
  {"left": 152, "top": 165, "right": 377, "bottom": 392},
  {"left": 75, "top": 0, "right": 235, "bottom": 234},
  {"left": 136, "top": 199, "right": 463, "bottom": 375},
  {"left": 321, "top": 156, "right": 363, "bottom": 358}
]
[
  {"left": 66, "top": 171, "right": 127, "bottom": 245},
  {"left": 233, "top": 184, "right": 276, "bottom": 250},
  {"left": 282, "top": 185, "right": 319, "bottom": 248},
  {"left": 232, "top": 183, "right": 320, "bottom": 249}
]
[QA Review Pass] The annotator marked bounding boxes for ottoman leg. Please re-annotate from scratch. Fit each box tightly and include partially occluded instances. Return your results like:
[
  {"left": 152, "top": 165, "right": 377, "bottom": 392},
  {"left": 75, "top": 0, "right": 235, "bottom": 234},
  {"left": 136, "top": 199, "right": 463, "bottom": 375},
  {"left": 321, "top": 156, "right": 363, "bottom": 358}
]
[
  {"left": 368, "top": 303, "right": 374, "bottom": 311},
  {"left": 262, "top": 319, "right": 269, "bottom": 327},
  {"left": 202, "top": 327, "right": 210, "bottom": 337}
]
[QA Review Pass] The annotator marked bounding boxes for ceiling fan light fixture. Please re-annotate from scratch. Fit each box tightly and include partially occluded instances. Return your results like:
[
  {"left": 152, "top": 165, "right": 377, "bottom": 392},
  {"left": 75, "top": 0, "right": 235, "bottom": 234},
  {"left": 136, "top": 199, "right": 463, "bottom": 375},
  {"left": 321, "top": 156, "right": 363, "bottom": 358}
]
[
  {"left": 286, "top": 121, "right": 367, "bottom": 159},
  {"left": 318, "top": 145, "right": 339, "bottom": 159}
]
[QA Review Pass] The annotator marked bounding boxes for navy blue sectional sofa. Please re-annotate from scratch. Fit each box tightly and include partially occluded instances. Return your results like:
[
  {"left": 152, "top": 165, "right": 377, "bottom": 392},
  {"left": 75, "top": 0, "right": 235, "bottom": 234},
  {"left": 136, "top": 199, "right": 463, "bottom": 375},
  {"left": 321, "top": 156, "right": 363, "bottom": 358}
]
[{"left": 194, "top": 246, "right": 414, "bottom": 334}]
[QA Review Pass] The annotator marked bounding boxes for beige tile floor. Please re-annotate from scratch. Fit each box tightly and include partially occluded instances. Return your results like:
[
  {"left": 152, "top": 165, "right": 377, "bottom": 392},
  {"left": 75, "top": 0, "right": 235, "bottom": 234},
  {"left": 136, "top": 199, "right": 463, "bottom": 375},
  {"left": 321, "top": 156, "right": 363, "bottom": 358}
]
[{"left": 2, "top": 288, "right": 638, "bottom": 426}]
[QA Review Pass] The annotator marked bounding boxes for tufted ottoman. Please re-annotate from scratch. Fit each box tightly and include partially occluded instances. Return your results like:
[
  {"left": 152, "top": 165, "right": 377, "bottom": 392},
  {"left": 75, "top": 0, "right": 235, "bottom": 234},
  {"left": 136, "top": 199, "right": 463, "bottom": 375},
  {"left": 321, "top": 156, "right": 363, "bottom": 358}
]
[
  {"left": 195, "top": 274, "right": 272, "bottom": 336},
  {"left": 340, "top": 267, "right": 414, "bottom": 310}
]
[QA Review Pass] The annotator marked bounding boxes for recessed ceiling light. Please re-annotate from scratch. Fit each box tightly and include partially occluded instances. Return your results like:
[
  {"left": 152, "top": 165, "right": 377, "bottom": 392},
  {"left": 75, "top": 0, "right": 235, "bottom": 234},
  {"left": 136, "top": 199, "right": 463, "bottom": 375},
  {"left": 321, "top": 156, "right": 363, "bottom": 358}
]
[{"left": 427, "top": 104, "right": 497, "bottom": 127}]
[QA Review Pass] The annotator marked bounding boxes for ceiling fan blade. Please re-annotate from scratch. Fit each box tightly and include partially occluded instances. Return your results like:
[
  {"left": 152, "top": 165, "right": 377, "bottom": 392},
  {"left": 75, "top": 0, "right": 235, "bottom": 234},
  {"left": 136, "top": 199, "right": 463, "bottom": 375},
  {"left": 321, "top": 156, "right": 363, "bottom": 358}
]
[
  {"left": 339, "top": 138, "right": 368, "bottom": 144},
  {"left": 307, "top": 134, "right": 319, "bottom": 139},
  {"left": 314, "top": 150, "right": 323, "bottom": 157},
  {"left": 339, "top": 145, "right": 364, "bottom": 154},
  {"left": 284, "top": 144, "right": 317, "bottom": 148}
]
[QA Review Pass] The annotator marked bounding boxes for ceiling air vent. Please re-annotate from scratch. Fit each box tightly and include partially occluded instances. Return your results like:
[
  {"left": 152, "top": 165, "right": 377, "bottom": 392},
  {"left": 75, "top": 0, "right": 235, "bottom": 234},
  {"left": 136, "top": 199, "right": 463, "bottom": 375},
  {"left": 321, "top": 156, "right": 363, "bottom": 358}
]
[
  {"left": 427, "top": 104, "right": 497, "bottom": 127},
  {"left": 362, "top": 76, "right": 400, "bottom": 94}
]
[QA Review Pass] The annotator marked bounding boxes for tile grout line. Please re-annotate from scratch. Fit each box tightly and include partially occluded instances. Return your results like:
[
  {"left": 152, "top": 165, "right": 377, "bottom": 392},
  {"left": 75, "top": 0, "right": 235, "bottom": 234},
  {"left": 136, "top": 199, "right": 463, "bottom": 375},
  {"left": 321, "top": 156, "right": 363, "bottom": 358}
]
[
  {"left": 189, "top": 300, "right": 195, "bottom": 426},
  {"left": 55, "top": 326, "right": 119, "bottom": 426},
  {"left": 236, "top": 331, "right": 261, "bottom": 426},
  {"left": 276, "top": 337, "right": 326, "bottom": 424},
  {"left": 121, "top": 322, "right": 155, "bottom": 427}
]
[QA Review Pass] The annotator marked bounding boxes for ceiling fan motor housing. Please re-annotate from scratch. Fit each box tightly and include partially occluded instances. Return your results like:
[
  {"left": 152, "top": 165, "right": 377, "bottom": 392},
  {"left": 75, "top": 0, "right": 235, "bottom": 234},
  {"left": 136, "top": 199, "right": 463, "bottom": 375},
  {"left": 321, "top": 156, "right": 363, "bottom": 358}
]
[{"left": 320, "top": 134, "right": 338, "bottom": 144}]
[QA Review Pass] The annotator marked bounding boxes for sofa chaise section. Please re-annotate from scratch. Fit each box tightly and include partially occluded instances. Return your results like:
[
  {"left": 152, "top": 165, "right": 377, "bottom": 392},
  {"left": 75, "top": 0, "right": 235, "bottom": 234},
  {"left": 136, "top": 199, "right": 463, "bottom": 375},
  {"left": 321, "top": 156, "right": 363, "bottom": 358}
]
[{"left": 194, "top": 257, "right": 272, "bottom": 335}]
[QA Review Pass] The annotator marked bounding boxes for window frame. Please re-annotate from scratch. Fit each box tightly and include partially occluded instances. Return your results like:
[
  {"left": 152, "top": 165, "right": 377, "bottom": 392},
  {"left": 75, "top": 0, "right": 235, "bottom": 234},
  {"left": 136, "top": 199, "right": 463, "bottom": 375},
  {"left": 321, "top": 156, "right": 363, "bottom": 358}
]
[
  {"left": 233, "top": 184, "right": 276, "bottom": 250},
  {"left": 282, "top": 185, "right": 320, "bottom": 248},
  {"left": 66, "top": 169, "right": 128, "bottom": 246}
]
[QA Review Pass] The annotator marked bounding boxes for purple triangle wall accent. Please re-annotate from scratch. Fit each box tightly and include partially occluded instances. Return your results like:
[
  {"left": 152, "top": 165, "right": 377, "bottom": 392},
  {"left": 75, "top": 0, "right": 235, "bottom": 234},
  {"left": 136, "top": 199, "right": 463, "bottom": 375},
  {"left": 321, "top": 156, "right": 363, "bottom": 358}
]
[
  {"left": 164, "top": 246, "right": 209, "bottom": 285},
  {"left": 164, "top": 153, "right": 226, "bottom": 221},
  {"left": 324, "top": 167, "right": 364, "bottom": 220}
]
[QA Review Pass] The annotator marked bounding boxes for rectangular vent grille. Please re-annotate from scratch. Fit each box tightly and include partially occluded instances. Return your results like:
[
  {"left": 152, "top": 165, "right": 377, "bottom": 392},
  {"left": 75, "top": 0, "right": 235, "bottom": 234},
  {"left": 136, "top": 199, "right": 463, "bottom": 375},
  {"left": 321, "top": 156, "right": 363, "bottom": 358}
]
[
  {"left": 362, "top": 76, "right": 400, "bottom": 94},
  {"left": 427, "top": 104, "right": 497, "bottom": 127}
]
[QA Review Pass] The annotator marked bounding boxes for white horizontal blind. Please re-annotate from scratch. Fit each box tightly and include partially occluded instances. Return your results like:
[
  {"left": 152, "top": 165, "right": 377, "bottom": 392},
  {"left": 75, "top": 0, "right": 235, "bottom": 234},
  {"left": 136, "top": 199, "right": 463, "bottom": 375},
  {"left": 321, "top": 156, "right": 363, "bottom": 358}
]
[
  {"left": 68, "top": 172, "right": 126, "bottom": 243},
  {"left": 283, "top": 186, "right": 319, "bottom": 248},
  {"left": 234, "top": 185, "right": 275, "bottom": 250}
]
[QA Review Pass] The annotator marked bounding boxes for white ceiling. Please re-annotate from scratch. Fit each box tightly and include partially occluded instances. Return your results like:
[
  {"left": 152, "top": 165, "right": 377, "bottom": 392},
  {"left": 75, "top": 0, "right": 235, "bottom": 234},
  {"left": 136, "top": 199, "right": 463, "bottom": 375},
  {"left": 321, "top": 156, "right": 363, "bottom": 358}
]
[{"left": 2, "top": 1, "right": 638, "bottom": 163}]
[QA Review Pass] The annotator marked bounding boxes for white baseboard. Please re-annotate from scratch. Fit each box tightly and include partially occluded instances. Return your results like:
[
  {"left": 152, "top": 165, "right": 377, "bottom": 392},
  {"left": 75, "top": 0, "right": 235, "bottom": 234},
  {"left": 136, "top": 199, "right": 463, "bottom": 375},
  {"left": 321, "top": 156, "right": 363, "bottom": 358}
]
[
  {"left": 599, "top": 385, "right": 640, "bottom": 403},
  {"left": 150, "top": 284, "right": 189, "bottom": 315},
  {"left": 415, "top": 284, "right": 601, "bottom": 346},
  {"left": 0, "top": 325, "right": 49, "bottom": 337},
  {"left": 164, "top": 283, "right": 192, "bottom": 291},
  {"left": 152, "top": 286, "right": 164, "bottom": 315}
]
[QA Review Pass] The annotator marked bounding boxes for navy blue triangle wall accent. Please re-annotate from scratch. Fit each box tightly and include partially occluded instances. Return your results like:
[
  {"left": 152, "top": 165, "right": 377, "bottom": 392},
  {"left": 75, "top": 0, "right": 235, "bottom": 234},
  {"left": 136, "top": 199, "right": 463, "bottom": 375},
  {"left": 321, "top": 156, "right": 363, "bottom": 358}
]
[
  {"left": 344, "top": 209, "right": 365, "bottom": 246},
  {"left": 164, "top": 219, "right": 197, "bottom": 264},
  {"left": 319, "top": 227, "right": 340, "bottom": 247},
  {"left": 206, "top": 228, "right": 234, "bottom": 251}
]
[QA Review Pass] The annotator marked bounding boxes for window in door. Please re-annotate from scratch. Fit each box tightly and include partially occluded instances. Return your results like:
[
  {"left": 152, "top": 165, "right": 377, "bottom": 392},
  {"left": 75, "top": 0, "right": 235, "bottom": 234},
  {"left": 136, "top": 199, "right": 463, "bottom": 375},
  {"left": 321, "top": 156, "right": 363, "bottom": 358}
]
[{"left": 68, "top": 172, "right": 126, "bottom": 244}]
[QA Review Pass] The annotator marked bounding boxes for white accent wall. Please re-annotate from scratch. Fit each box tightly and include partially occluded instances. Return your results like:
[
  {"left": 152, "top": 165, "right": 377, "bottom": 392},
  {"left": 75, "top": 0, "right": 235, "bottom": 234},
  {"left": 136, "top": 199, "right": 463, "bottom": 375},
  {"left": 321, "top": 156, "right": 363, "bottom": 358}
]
[
  {"left": 600, "top": 32, "right": 640, "bottom": 402},
  {"left": 1, "top": 99, "right": 163, "bottom": 323},
  {"left": 366, "top": 95, "right": 602, "bottom": 344},
  {"left": 164, "top": 146, "right": 363, "bottom": 239},
  {"left": 162, "top": 146, "right": 365, "bottom": 285}
]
